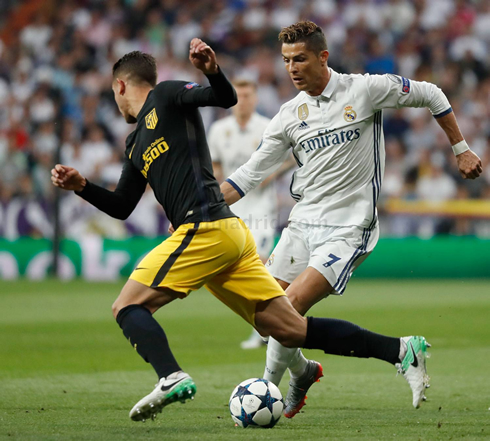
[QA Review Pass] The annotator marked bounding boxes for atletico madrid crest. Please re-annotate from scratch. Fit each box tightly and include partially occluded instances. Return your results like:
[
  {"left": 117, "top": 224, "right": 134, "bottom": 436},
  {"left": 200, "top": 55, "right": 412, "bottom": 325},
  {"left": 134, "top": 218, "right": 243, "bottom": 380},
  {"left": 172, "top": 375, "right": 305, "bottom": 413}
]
[{"left": 145, "top": 108, "right": 158, "bottom": 129}]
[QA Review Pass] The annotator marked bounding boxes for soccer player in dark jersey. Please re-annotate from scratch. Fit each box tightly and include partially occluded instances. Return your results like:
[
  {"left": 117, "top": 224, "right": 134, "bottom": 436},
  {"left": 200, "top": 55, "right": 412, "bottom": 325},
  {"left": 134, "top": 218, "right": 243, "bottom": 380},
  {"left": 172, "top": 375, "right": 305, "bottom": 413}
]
[{"left": 52, "top": 39, "right": 429, "bottom": 423}]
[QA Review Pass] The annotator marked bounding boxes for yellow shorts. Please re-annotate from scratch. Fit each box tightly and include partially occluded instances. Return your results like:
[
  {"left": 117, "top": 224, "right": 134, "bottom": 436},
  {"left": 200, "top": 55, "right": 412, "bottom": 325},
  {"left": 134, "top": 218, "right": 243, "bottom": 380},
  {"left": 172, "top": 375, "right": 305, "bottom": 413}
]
[{"left": 129, "top": 217, "right": 285, "bottom": 325}]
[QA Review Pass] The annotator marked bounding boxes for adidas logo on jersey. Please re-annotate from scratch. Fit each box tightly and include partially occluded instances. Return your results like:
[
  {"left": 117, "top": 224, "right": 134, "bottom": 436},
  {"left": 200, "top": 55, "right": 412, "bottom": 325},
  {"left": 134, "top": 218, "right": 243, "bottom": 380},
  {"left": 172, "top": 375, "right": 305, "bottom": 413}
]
[{"left": 298, "top": 121, "right": 309, "bottom": 130}]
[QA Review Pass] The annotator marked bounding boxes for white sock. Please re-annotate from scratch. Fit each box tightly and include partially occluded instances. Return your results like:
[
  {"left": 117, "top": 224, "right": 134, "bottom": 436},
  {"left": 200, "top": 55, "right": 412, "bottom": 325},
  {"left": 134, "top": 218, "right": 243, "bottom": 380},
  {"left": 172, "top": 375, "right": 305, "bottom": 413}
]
[
  {"left": 288, "top": 349, "right": 309, "bottom": 379},
  {"left": 263, "top": 337, "right": 298, "bottom": 386}
]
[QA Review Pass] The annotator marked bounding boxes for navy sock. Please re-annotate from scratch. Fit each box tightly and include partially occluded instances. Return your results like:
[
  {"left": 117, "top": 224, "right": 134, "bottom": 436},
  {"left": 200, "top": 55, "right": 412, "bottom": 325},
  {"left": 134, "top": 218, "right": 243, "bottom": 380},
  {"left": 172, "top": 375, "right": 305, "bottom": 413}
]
[
  {"left": 303, "top": 317, "right": 400, "bottom": 365},
  {"left": 116, "top": 304, "right": 181, "bottom": 379}
]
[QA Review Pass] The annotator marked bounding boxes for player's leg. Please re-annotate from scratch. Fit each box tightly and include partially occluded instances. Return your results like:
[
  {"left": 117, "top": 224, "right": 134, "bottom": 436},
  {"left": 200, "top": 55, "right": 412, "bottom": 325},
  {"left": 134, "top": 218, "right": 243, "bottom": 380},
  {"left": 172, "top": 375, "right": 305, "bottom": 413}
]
[
  {"left": 267, "top": 224, "right": 380, "bottom": 416},
  {"left": 116, "top": 220, "right": 245, "bottom": 421},
  {"left": 208, "top": 221, "right": 429, "bottom": 411},
  {"left": 255, "top": 293, "right": 430, "bottom": 411},
  {"left": 263, "top": 268, "right": 329, "bottom": 417},
  {"left": 113, "top": 279, "right": 196, "bottom": 421},
  {"left": 262, "top": 224, "right": 313, "bottom": 386},
  {"left": 113, "top": 279, "right": 183, "bottom": 379}
]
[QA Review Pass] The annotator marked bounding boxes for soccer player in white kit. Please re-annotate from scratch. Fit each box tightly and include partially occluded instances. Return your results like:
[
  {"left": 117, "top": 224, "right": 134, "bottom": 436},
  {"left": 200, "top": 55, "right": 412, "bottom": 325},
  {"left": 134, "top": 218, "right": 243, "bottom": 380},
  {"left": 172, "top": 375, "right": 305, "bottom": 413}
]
[
  {"left": 221, "top": 21, "right": 483, "bottom": 417},
  {"left": 208, "top": 79, "right": 277, "bottom": 349},
  {"left": 208, "top": 80, "right": 276, "bottom": 264}
]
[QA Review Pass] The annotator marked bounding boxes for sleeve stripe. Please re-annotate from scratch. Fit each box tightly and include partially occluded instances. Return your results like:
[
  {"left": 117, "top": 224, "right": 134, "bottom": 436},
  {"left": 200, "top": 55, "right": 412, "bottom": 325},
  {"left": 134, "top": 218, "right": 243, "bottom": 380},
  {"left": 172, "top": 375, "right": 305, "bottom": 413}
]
[
  {"left": 225, "top": 178, "right": 245, "bottom": 198},
  {"left": 433, "top": 107, "right": 453, "bottom": 119}
]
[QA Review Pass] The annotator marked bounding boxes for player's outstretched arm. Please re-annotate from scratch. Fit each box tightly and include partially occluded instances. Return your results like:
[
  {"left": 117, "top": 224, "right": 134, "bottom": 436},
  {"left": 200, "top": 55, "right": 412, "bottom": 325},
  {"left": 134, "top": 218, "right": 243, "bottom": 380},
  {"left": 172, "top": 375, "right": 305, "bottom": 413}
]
[
  {"left": 51, "top": 159, "right": 146, "bottom": 220},
  {"left": 51, "top": 164, "right": 86, "bottom": 191},
  {"left": 435, "top": 112, "right": 483, "bottom": 180}
]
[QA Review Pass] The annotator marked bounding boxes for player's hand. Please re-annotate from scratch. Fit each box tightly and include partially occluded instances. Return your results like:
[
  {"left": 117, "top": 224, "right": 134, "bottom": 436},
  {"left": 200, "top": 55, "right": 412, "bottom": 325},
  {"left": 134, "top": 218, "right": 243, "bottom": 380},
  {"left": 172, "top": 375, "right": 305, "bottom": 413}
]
[
  {"left": 456, "top": 150, "right": 483, "bottom": 180},
  {"left": 51, "top": 164, "right": 86, "bottom": 192},
  {"left": 189, "top": 38, "right": 219, "bottom": 75},
  {"left": 168, "top": 223, "right": 175, "bottom": 234}
]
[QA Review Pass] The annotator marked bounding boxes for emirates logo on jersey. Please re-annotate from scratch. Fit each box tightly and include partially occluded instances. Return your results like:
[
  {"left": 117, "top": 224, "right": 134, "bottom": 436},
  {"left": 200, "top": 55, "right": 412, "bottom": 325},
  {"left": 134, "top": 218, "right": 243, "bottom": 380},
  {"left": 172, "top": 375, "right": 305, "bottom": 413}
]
[{"left": 343, "top": 106, "right": 357, "bottom": 122}]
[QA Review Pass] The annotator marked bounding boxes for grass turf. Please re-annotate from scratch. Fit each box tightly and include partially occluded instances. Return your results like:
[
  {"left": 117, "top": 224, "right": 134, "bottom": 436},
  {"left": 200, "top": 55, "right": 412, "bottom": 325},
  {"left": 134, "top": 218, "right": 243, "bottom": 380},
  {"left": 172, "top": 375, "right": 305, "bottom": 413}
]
[{"left": 0, "top": 279, "right": 489, "bottom": 440}]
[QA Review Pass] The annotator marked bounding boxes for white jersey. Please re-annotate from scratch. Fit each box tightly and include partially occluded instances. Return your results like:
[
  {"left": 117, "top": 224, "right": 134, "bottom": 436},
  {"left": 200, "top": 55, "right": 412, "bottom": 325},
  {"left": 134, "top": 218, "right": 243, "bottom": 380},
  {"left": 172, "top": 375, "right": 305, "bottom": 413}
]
[
  {"left": 208, "top": 112, "right": 276, "bottom": 226},
  {"left": 228, "top": 69, "right": 451, "bottom": 228}
]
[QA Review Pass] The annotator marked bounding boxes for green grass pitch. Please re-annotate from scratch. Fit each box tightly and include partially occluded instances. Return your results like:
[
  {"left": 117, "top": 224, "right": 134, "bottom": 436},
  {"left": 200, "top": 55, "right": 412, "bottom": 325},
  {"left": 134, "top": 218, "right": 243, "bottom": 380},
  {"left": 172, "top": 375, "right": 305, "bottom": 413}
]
[{"left": 1, "top": 279, "right": 489, "bottom": 440}]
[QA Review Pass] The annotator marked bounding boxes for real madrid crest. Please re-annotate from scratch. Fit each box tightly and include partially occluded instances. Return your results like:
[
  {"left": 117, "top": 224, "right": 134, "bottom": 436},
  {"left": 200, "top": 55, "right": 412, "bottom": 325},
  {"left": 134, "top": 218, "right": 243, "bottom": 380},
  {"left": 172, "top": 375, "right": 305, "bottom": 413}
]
[
  {"left": 343, "top": 105, "right": 357, "bottom": 122},
  {"left": 298, "top": 103, "right": 309, "bottom": 121}
]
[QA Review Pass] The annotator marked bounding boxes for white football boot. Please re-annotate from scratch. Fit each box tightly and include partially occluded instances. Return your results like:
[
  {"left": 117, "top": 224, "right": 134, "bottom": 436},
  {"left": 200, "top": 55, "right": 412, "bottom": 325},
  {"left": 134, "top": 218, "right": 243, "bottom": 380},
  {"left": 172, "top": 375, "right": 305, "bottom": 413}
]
[
  {"left": 396, "top": 336, "right": 430, "bottom": 408},
  {"left": 129, "top": 371, "right": 196, "bottom": 421}
]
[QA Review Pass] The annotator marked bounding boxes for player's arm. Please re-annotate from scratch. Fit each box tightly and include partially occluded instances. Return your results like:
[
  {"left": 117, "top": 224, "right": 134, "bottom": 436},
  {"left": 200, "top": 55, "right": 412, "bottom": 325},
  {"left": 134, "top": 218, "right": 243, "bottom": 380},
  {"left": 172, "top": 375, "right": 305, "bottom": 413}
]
[
  {"left": 221, "top": 114, "right": 290, "bottom": 206},
  {"left": 170, "top": 38, "right": 237, "bottom": 109},
  {"left": 51, "top": 158, "right": 147, "bottom": 220},
  {"left": 260, "top": 156, "right": 296, "bottom": 189},
  {"left": 366, "top": 74, "right": 483, "bottom": 180}
]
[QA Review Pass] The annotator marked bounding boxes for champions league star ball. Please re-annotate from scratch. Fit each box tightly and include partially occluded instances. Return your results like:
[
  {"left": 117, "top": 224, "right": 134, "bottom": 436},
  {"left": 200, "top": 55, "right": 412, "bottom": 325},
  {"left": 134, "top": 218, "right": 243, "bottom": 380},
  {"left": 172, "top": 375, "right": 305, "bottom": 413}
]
[{"left": 229, "top": 378, "right": 284, "bottom": 428}]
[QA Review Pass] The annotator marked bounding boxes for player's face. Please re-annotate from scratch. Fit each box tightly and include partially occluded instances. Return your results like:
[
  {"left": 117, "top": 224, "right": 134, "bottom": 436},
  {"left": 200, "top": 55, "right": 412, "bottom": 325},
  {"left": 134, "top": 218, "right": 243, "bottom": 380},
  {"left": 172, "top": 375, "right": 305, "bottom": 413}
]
[
  {"left": 112, "top": 79, "right": 137, "bottom": 124},
  {"left": 233, "top": 86, "right": 257, "bottom": 118},
  {"left": 282, "top": 42, "right": 329, "bottom": 96}
]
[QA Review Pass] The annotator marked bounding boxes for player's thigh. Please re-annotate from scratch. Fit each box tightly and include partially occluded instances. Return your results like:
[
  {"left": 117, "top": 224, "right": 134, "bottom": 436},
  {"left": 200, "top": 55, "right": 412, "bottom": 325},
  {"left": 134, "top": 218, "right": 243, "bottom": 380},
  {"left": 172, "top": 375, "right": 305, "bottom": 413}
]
[
  {"left": 205, "top": 226, "right": 286, "bottom": 326},
  {"left": 129, "top": 219, "right": 243, "bottom": 301},
  {"left": 254, "top": 296, "right": 307, "bottom": 348},
  {"left": 265, "top": 223, "right": 309, "bottom": 285},
  {"left": 113, "top": 279, "right": 181, "bottom": 317},
  {"left": 309, "top": 224, "right": 379, "bottom": 296}
]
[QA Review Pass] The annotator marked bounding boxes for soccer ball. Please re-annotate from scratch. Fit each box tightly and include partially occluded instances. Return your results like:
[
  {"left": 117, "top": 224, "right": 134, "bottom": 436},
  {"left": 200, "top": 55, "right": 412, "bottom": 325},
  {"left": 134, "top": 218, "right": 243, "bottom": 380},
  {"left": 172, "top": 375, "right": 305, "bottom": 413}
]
[{"left": 229, "top": 378, "right": 284, "bottom": 428}]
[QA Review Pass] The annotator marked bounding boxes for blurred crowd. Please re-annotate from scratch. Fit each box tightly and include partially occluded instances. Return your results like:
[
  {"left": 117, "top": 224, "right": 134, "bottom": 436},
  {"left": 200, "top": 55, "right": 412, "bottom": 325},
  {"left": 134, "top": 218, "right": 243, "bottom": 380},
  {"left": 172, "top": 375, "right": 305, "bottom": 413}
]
[{"left": 0, "top": 0, "right": 489, "bottom": 240}]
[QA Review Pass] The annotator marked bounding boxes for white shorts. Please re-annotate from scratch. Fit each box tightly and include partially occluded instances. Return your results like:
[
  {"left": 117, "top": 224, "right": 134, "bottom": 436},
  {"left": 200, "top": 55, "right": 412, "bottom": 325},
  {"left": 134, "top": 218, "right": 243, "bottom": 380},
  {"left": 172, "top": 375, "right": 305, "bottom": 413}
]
[{"left": 266, "top": 222, "right": 379, "bottom": 295}]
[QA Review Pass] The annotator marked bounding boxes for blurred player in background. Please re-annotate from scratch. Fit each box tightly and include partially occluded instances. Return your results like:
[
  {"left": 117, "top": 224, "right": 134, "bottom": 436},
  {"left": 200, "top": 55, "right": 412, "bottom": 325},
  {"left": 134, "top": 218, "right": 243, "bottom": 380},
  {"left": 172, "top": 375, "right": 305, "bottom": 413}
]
[
  {"left": 208, "top": 79, "right": 293, "bottom": 349},
  {"left": 221, "top": 21, "right": 483, "bottom": 417}
]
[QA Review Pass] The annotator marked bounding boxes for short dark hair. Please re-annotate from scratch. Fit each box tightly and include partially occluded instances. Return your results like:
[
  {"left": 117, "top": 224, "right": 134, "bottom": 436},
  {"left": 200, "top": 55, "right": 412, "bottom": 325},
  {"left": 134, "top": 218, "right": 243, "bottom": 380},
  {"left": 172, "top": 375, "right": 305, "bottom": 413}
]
[
  {"left": 278, "top": 21, "right": 328, "bottom": 54},
  {"left": 112, "top": 51, "right": 157, "bottom": 87}
]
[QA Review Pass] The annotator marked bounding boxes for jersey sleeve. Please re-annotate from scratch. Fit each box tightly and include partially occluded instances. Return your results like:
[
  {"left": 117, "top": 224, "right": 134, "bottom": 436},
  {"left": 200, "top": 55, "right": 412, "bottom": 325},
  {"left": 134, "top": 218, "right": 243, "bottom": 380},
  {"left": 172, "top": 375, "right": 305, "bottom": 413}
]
[
  {"left": 365, "top": 74, "right": 452, "bottom": 118},
  {"left": 226, "top": 113, "right": 290, "bottom": 197},
  {"left": 76, "top": 156, "right": 147, "bottom": 220},
  {"left": 156, "top": 68, "right": 237, "bottom": 109}
]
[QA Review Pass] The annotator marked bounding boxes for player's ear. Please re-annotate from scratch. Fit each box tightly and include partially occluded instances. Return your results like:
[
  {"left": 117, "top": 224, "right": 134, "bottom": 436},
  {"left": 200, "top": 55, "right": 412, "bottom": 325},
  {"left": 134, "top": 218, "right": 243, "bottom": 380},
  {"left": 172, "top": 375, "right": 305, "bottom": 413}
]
[
  {"left": 115, "top": 78, "right": 126, "bottom": 96},
  {"left": 319, "top": 50, "right": 329, "bottom": 66}
]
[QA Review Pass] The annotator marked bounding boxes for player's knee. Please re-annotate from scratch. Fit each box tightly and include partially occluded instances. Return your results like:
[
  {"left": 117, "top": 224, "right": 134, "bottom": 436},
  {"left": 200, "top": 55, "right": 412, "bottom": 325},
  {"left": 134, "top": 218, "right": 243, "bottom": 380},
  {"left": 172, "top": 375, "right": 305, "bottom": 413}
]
[
  {"left": 112, "top": 297, "right": 131, "bottom": 319},
  {"left": 112, "top": 300, "right": 121, "bottom": 319}
]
